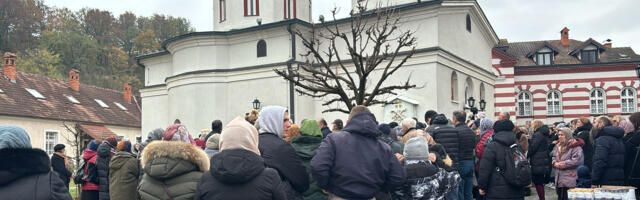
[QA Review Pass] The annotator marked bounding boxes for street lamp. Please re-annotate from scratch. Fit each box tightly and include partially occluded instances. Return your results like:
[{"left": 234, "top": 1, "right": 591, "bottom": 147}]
[
  {"left": 635, "top": 64, "right": 640, "bottom": 78},
  {"left": 479, "top": 99, "right": 487, "bottom": 112},
  {"left": 464, "top": 97, "right": 480, "bottom": 120},
  {"left": 467, "top": 97, "right": 475, "bottom": 108},
  {"left": 252, "top": 99, "right": 261, "bottom": 110}
]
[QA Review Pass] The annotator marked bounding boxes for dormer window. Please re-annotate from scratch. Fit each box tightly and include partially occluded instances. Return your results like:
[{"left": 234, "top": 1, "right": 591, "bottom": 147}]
[
  {"left": 579, "top": 44, "right": 599, "bottom": 64},
  {"left": 534, "top": 47, "right": 554, "bottom": 65}
]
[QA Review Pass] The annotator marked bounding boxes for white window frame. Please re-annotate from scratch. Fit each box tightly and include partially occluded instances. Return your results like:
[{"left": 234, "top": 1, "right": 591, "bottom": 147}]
[
  {"left": 65, "top": 94, "right": 80, "bottom": 104},
  {"left": 517, "top": 91, "right": 532, "bottom": 116},
  {"left": 44, "top": 130, "right": 59, "bottom": 155},
  {"left": 114, "top": 102, "right": 128, "bottom": 111},
  {"left": 94, "top": 99, "right": 109, "bottom": 108},
  {"left": 25, "top": 88, "right": 45, "bottom": 99},
  {"left": 546, "top": 90, "right": 562, "bottom": 115},
  {"left": 590, "top": 88, "right": 606, "bottom": 114},
  {"left": 621, "top": 87, "right": 636, "bottom": 113}
]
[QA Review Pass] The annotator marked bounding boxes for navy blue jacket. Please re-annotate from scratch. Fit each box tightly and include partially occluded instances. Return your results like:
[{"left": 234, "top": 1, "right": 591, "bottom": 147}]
[
  {"left": 592, "top": 126, "right": 626, "bottom": 186},
  {"left": 311, "top": 112, "right": 405, "bottom": 199}
]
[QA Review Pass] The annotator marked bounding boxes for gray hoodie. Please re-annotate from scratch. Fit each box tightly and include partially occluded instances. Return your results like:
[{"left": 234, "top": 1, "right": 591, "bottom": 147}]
[{"left": 257, "top": 106, "right": 287, "bottom": 138}]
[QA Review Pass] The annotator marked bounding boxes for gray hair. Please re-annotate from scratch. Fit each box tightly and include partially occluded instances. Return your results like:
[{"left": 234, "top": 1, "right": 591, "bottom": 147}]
[{"left": 401, "top": 118, "right": 417, "bottom": 129}]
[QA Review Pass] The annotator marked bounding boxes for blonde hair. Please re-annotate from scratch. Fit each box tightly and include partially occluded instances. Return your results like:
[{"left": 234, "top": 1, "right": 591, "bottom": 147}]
[
  {"left": 531, "top": 120, "right": 545, "bottom": 132},
  {"left": 246, "top": 109, "right": 259, "bottom": 124},
  {"left": 284, "top": 124, "right": 300, "bottom": 143},
  {"left": 402, "top": 129, "right": 435, "bottom": 146}
]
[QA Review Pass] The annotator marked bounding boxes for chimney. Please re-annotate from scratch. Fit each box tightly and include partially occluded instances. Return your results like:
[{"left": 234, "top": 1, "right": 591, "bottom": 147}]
[
  {"left": 123, "top": 82, "right": 132, "bottom": 103},
  {"left": 3, "top": 52, "right": 17, "bottom": 82},
  {"left": 69, "top": 69, "right": 80, "bottom": 91},
  {"left": 604, "top": 43, "right": 612, "bottom": 48},
  {"left": 560, "top": 27, "right": 570, "bottom": 46}
]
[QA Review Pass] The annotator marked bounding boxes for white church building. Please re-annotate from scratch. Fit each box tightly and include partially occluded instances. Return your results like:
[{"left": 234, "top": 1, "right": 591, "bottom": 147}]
[{"left": 137, "top": 0, "right": 500, "bottom": 136}]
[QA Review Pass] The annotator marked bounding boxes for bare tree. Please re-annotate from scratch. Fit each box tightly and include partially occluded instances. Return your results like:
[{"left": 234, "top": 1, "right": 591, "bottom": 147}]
[
  {"left": 275, "top": 1, "right": 417, "bottom": 113},
  {"left": 61, "top": 121, "right": 85, "bottom": 198}
]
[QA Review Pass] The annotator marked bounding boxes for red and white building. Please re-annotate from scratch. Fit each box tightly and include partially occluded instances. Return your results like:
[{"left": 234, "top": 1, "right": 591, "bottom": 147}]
[{"left": 492, "top": 27, "right": 640, "bottom": 125}]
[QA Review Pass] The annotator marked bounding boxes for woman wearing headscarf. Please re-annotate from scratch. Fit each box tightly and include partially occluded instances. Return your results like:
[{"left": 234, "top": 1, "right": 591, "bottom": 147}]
[
  {"left": 474, "top": 117, "right": 494, "bottom": 172},
  {"left": 393, "top": 137, "right": 461, "bottom": 200},
  {"left": 257, "top": 106, "right": 309, "bottom": 199},
  {"left": 204, "top": 134, "right": 221, "bottom": 158},
  {"left": 163, "top": 124, "right": 195, "bottom": 144},
  {"left": 528, "top": 120, "right": 551, "bottom": 200},
  {"left": 195, "top": 117, "right": 286, "bottom": 200},
  {"left": 290, "top": 119, "right": 327, "bottom": 200},
  {"left": 552, "top": 128, "right": 584, "bottom": 200},
  {"left": 0, "top": 126, "right": 72, "bottom": 200},
  {"left": 573, "top": 118, "right": 593, "bottom": 169},
  {"left": 109, "top": 140, "right": 139, "bottom": 200}
]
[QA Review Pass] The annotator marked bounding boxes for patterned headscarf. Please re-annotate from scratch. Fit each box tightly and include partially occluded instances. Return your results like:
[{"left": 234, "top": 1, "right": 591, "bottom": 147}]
[
  {"left": 163, "top": 124, "right": 195, "bottom": 144},
  {"left": 619, "top": 120, "right": 635, "bottom": 134},
  {"left": 479, "top": 118, "right": 494, "bottom": 135}
]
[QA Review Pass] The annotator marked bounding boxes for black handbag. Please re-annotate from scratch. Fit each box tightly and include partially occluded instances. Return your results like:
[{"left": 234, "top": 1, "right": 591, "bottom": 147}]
[
  {"left": 73, "top": 161, "right": 87, "bottom": 184},
  {"left": 73, "top": 160, "right": 98, "bottom": 184}
]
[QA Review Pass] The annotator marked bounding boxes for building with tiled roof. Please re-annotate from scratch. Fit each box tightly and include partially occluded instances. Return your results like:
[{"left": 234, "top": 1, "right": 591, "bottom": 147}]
[
  {"left": 492, "top": 27, "right": 640, "bottom": 124},
  {"left": 0, "top": 52, "right": 141, "bottom": 158}
]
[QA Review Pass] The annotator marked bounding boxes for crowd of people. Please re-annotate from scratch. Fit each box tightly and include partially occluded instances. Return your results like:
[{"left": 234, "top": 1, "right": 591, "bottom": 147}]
[{"left": 1, "top": 105, "right": 640, "bottom": 200}]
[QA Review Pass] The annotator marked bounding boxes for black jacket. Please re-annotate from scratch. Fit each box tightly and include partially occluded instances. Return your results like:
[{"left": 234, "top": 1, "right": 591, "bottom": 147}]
[
  {"left": 51, "top": 153, "right": 72, "bottom": 187},
  {"left": 0, "top": 148, "right": 72, "bottom": 200},
  {"left": 574, "top": 124, "right": 594, "bottom": 169},
  {"left": 477, "top": 130, "right": 525, "bottom": 200},
  {"left": 431, "top": 118, "right": 460, "bottom": 169},
  {"left": 455, "top": 124, "right": 475, "bottom": 161},
  {"left": 321, "top": 127, "right": 331, "bottom": 138},
  {"left": 97, "top": 143, "right": 112, "bottom": 200},
  {"left": 311, "top": 112, "right": 406, "bottom": 199},
  {"left": 258, "top": 133, "right": 309, "bottom": 194},
  {"left": 623, "top": 131, "right": 640, "bottom": 187},
  {"left": 195, "top": 149, "right": 286, "bottom": 200},
  {"left": 592, "top": 126, "right": 626, "bottom": 186},
  {"left": 528, "top": 125, "right": 551, "bottom": 184}
]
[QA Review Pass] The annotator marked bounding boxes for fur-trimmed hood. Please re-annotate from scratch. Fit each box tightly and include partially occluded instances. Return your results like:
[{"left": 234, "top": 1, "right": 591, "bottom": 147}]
[
  {"left": 0, "top": 148, "right": 50, "bottom": 185},
  {"left": 141, "top": 141, "right": 209, "bottom": 180}
]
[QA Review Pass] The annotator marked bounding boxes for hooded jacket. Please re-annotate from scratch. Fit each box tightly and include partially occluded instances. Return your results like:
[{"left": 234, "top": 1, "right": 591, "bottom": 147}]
[
  {"left": 138, "top": 141, "right": 210, "bottom": 200},
  {"left": 97, "top": 142, "right": 115, "bottom": 200},
  {"left": 109, "top": 151, "right": 140, "bottom": 200},
  {"left": 592, "top": 126, "right": 626, "bottom": 186},
  {"left": 477, "top": 130, "right": 525, "bottom": 199},
  {"left": 528, "top": 125, "right": 551, "bottom": 184},
  {"left": 553, "top": 138, "right": 584, "bottom": 188},
  {"left": 311, "top": 112, "right": 406, "bottom": 199},
  {"left": 379, "top": 124, "right": 404, "bottom": 155},
  {"left": 81, "top": 148, "right": 99, "bottom": 191},
  {"left": 0, "top": 148, "right": 72, "bottom": 200},
  {"left": 291, "top": 119, "right": 327, "bottom": 200},
  {"left": 574, "top": 124, "right": 594, "bottom": 168},
  {"left": 430, "top": 115, "right": 460, "bottom": 169}
]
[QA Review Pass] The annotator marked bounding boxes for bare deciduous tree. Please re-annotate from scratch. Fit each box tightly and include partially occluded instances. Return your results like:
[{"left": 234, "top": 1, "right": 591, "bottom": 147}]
[{"left": 275, "top": 1, "right": 417, "bottom": 113}]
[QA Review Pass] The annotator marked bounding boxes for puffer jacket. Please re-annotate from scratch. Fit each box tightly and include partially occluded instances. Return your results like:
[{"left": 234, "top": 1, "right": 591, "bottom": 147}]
[
  {"left": 138, "top": 141, "right": 210, "bottom": 200},
  {"left": 430, "top": 116, "right": 460, "bottom": 169},
  {"left": 0, "top": 148, "right": 72, "bottom": 200},
  {"left": 528, "top": 125, "right": 551, "bottom": 184},
  {"left": 291, "top": 135, "right": 327, "bottom": 200},
  {"left": 552, "top": 138, "right": 584, "bottom": 188},
  {"left": 392, "top": 160, "right": 461, "bottom": 200},
  {"left": 109, "top": 151, "right": 140, "bottom": 200},
  {"left": 97, "top": 142, "right": 113, "bottom": 200},
  {"left": 477, "top": 130, "right": 525, "bottom": 200},
  {"left": 574, "top": 124, "right": 594, "bottom": 168},
  {"left": 592, "top": 126, "right": 626, "bottom": 186},
  {"left": 455, "top": 124, "right": 475, "bottom": 161},
  {"left": 195, "top": 149, "right": 286, "bottom": 200}
]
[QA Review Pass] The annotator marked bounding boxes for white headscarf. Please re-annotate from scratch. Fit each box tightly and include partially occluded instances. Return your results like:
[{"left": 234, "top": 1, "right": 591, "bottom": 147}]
[
  {"left": 257, "top": 106, "right": 287, "bottom": 138},
  {"left": 220, "top": 117, "right": 260, "bottom": 155}
]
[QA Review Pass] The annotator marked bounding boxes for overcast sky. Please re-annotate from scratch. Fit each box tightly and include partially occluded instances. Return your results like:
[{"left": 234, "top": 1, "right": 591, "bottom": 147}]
[{"left": 47, "top": 0, "right": 639, "bottom": 51}]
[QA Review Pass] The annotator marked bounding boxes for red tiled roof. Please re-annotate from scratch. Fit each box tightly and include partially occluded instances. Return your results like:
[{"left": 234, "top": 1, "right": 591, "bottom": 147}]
[
  {"left": 78, "top": 124, "right": 118, "bottom": 139},
  {"left": 0, "top": 71, "right": 141, "bottom": 127}
]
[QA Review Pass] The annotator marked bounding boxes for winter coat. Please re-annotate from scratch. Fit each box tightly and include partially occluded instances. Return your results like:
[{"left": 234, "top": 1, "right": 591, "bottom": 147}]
[
  {"left": 552, "top": 138, "right": 584, "bottom": 188},
  {"left": 82, "top": 149, "right": 100, "bottom": 191},
  {"left": 311, "top": 112, "right": 406, "bottom": 199},
  {"left": 109, "top": 151, "right": 140, "bottom": 200},
  {"left": 138, "top": 141, "right": 210, "bottom": 200},
  {"left": 623, "top": 131, "right": 640, "bottom": 188},
  {"left": 477, "top": 130, "right": 525, "bottom": 200},
  {"left": 574, "top": 124, "right": 594, "bottom": 168},
  {"left": 528, "top": 125, "right": 551, "bottom": 184},
  {"left": 455, "top": 124, "right": 475, "bottom": 161},
  {"left": 194, "top": 149, "right": 286, "bottom": 200},
  {"left": 321, "top": 127, "right": 331, "bottom": 138},
  {"left": 475, "top": 129, "right": 494, "bottom": 172},
  {"left": 258, "top": 133, "right": 310, "bottom": 195},
  {"left": 592, "top": 126, "right": 626, "bottom": 186},
  {"left": 0, "top": 148, "right": 72, "bottom": 200},
  {"left": 430, "top": 123, "right": 460, "bottom": 169},
  {"left": 51, "top": 153, "right": 72, "bottom": 187},
  {"left": 291, "top": 135, "right": 327, "bottom": 200},
  {"left": 392, "top": 161, "right": 461, "bottom": 200},
  {"left": 380, "top": 135, "right": 404, "bottom": 155},
  {"left": 97, "top": 142, "right": 113, "bottom": 200},
  {"left": 429, "top": 144, "right": 454, "bottom": 172}
]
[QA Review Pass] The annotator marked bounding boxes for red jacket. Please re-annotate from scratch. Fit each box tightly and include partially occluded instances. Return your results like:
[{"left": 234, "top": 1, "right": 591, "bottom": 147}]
[
  {"left": 81, "top": 149, "right": 99, "bottom": 191},
  {"left": 475, "top": 129, "right": 494, "bottom": 172}
]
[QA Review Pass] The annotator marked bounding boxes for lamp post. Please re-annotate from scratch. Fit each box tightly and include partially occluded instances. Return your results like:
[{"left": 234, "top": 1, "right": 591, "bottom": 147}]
[
  {"left": 479, "top": 99, "right": 487, "bottom": 112},
  {"left": 252, "top": 99, "right": 261, "bottom": 110},
  {"left": 464, "top": 97, "right": 480, "bottom": 120}
]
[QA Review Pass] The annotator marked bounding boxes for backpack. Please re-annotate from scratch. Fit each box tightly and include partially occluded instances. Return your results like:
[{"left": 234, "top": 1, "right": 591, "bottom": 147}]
[{"left": 497, "top": 143, "right": 532, "bottom": 187}]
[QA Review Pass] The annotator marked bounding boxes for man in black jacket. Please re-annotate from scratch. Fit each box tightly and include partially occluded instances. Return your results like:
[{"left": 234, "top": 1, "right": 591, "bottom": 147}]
[
  {"left": 51, "top": 144, "right": 72, "bottom": 189},
  {"left": 453, "top": 111, "right": 475, "bottom": 200},
  {"left": 311, "top": 105, "right": 405, "bottom": 199},
  {"left": 592, "top": 116, "right": 626, "bottom": 186}
]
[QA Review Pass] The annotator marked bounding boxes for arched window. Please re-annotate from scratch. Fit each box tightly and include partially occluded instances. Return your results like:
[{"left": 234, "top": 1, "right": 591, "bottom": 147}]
[
  {"left": 451, "top": 72, "right": 458, "bottom": 101},
  {"left": 621, "top": 87, "right": 636, "bottom": 113},
  {"left": 466, "top": 14, "right": 471, "bottom": 32},
  {"left": 517, "top": 91, "right": 532, "bottom": 116},
  {"left": 479, "top": 83, "right": 486, "bottom": 100},
  {"left": 464, "top": 77, "right": 473, "bottom": 106},
  {"left": 590, "top": 88, "right": 606, "bottom": 114},
  {"left": 547, "top": 90, "right": 562, "bottom": 115},
  {"left": 257, "top": 40, "right": 267, "bottom": 57}
]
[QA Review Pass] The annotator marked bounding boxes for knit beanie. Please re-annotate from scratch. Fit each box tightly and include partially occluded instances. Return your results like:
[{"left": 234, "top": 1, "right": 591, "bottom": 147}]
[
  {"left": 493, "top": 119, "right": 515, "bottom": 133},
  {"left": 0, "top": 125, "right": 31, "bottom": 149},
  {"left": 117, "top": 140, "right": 131, "bottom": 152},
  {"left": 89, "top": 140, "right": 99, "bottom": 151},
  {"left": 378, "top": 124, "right": 391, "bottom": 136},
  {"left": 104, "top": 137, "right": 118, "bottom": 149},
  {"left": 403, "top": 137, "right": 430, "bottom": 161},
  {"left": 206, "top": 134, "right": 220, "bottom": 150}
]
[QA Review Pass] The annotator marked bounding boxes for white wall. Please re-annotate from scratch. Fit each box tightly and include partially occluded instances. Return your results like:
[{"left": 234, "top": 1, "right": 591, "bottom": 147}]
[{"left": 213, "top": 0, "right": 312, "bottom": 31}]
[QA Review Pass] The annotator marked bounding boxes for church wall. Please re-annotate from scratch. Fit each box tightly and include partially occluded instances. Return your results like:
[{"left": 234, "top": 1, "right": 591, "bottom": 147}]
[
  {"left": 142, "top": 55, "right": 172, "bottom": 86},
  {"left": 437, "top": 8, "right": 493, "bottom": 73},
  {"left": 141, "top": 87, "right": 169, "bottom": 137}
]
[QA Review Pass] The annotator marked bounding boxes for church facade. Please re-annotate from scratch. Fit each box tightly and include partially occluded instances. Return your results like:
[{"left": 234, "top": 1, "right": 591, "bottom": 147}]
[{"left": 137, "top": 0, "right": 499, "bottom": 136}]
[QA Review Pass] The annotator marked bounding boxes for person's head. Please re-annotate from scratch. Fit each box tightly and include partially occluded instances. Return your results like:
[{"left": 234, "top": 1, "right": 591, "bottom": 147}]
[
  {"left": 570, "top": 119, "right": 578, "bottom": 130},
  {"left": 148, "top": 128, "right": 164, "bottom": 141},
  {"left": 595, "top": 116, "right": 612, "bottom": 129},
  {"left": 389, "top": 122, "right": 399, "bottom": 129},
  {"left": 54, "top": 144, "right": 66, "bottom": 154},
  {"left": 317, "top": 118, "right": 328, "bottom": 129},
  {"left": 257, "top": 105, "right": 290, "bottom": 138},
  {"left": 206, "top": 134, "right": 221, "bottom": 150},
  {"left": 515, "top": 127, "right": 528, "bottom": 141},
  {"left": 431, "top": 114, "right": 449, "bottom": 125},
  {"left": 530, "top": 120, "right": 545, "bottom": 132},
  {"left": 452, "top": 110, "right": 466, "bottom": 125},
  {"left": 424, "top": 110, "right": 437, "bottom": 125},
  {"left": 173, "top": 119, "right": 181, "bottom": 124},
  {"left": 629, "top": 112, "right": 640, "bottom": 132},
  {"left": 88, "top": 140, "right": 99, "bottom": 151},
  {"left": 401, "top": 118, "right": 417, "bottom": 133},
  {"left": 211, "top": 120, "right": 223, "bottom": 133},
  {"left": 493, "top": 119, "right": 515, "bottom": 133},
  {"left": 347, "top": 105, "right": 371, "bottom": 121},
  {"left": 401, "top": 129, "right": 435, "bottom": 145},
  {"left": 577, "top": 117, "right": 591, "bottom": 129},
  {"left": 284, "top": 124, "right": 300, "bottom": 142},
  {"left": 479, "top": 118, "right": 494, "bottom": 134},
  {"left": 299, "top": 119, "right": 322, "bottom": 138},
  {"left": 612, "top": 116, "right": 625, "bottom": 127},
  {"left": 0, "top": 126, "right": 31, "bottom": 150},
  {"left": 476, "top": 112, "right": 487, "bottom": 121},
  {"left": 416, "top": 122, "right": 426, "bottom": 130},
  {"left": 134, "top": 143, "right": 141, "bottom": 151},
  {"left": 378, "top": 124, "right": 391, "bottom": 136},
  {"left": 332, "top": 119, "right": 343, "bottom": 131},
  {"left": 219, "top": 117, "right": 260, "bottom": 155},
  {"left": 117, "top": 140, "right": 132, "bottom": 152},
  {"left": 525, "top": 121, "right": 531, "bottom": 128},
  {"left": 498, "top": 111, "right": 511, "bottom": 121},
  {"left": 163, "top": 124, "right": 193, "bottom": 144},
  {"left": 557, "top": 127, "right": 574, "bottom": 145},
  {"left": 105, "top": 137, "right": 118, "bottom": 149},
  {"left": 245, "top": 109, "right": 259, "bottom": 125},
  {"left": 618, "top": 120, "right": 635, "bottom": 135},
  {"left": 403, "top": 137, "right": 430, "bottom": 162}
]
